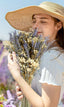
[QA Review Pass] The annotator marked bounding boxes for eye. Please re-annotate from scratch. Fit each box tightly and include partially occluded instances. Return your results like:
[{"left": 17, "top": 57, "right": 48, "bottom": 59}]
[{"left": 40, "top": 21, "right": 47, "bottom": 23}]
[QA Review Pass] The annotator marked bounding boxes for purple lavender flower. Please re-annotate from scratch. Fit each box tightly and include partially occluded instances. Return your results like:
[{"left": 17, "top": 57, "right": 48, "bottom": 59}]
[
  {"left": 3, "top": 90, "right": 16, "bottom": 107},
  {"left": 7, "top": 90, "right": 13, "bottom": 99},
  {"left": 32, "top": 29, "right": 38, "bottom": 37},
  {"left": 0, "top": 56, "right": 9, "bottom": 84},
  {"left": 0, "top": 45, "right": 4, "bottom": 55},
  {"left": 4, "top": 105, "right": 13, "bottom": 107},
  {"left": 32, "top": 40, "right": 34, "bottom": 47},
  {"left": 9, "top": 33, "right": 13, "bottom": 43},
  {"left": 23, "top": 44, "right": 29, "bottom": 58},
  {"left": 23, "top": 38, "right": 30, "bottom": 58}
]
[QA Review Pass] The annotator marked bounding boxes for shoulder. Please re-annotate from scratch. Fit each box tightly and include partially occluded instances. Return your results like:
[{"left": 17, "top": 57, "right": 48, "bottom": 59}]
[
  {"left": 41, "top": 47, "right": 64, "bottom": 63},
  {"left": 39, "top": 47, "right": 64, "bottom": 86},
  {"left": 40, "top": 47, "right": 64, "bottom": 78}
]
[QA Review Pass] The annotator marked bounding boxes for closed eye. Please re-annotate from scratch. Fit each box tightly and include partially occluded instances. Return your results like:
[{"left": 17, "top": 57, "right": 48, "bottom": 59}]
[
  {"left": 32, "top": 20, "right": 47, "bottom": 24},
  {"left": 40, "top": 21, "right": 47, "bottom": 23}
]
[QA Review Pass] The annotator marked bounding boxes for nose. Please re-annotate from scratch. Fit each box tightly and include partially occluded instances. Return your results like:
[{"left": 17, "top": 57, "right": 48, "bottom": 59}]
[{"left": 33, "top": 22, "right": 39, "bottom": 29}]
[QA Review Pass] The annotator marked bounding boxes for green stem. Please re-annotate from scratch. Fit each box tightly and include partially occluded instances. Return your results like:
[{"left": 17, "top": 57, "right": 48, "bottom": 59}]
[{"left": 21, "top": 96, "right": 30, "bottom": 107}]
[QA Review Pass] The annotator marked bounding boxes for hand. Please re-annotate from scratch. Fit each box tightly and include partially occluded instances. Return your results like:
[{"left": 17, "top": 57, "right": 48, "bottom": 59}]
[
  {"left": 15, "top": 82, "right": 23, "bottom": 100},
  {"left": 8, "top": 52, "right": 21, "bottom": 80}
]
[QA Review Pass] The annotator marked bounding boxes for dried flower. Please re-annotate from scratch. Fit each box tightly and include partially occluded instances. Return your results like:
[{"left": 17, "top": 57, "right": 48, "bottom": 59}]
[{"left": 4, "top": 30, "right": 47, "bottom": 84}]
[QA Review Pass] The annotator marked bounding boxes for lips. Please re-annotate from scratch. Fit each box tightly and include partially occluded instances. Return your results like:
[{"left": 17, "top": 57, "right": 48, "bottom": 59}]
[
  {"left": 37, "top": 32, "right": 43, "bottom": 36},
  {"left": 37, "top": 32, "right": 42, "bottom": 33}
]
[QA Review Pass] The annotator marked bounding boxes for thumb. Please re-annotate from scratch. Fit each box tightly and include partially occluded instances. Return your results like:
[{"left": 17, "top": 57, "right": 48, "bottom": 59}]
[{"left": 12, "top": 52, "right": 17, "bottom": 62}]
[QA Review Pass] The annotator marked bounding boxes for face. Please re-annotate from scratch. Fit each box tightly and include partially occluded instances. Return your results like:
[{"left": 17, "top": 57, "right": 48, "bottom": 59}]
[{"left": 32, "top": 13, "right": 62, "bottom": 41}]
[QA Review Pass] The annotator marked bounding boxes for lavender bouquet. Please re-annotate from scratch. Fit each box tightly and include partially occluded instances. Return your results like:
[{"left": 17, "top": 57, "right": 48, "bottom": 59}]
[{"left": 4, "top": 29, "right": 47, "bottom": 107}]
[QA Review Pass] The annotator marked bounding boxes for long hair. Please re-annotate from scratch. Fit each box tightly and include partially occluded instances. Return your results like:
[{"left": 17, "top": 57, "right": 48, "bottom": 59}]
[
  {"left": 54, "top": 18, "right": 64, "bottom": 49},
  {"left": 56, "top": 27, "right": 64, "bottom": 49}
]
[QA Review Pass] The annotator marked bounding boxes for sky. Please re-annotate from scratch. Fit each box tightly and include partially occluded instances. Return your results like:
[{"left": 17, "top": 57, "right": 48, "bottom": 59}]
[{"left": 0, "top": 0, "right": 64, "bottom": 40}]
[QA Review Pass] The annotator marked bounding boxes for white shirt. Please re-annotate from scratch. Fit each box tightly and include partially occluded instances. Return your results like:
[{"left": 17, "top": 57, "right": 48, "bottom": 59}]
[{"left": 31, "top": 47, "right": 64, "bottom": 107}]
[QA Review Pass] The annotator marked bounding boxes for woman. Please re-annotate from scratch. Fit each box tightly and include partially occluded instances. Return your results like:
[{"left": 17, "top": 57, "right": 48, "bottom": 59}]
[{"left": 6, "top": 1, "right": 64, "bottom": 107}]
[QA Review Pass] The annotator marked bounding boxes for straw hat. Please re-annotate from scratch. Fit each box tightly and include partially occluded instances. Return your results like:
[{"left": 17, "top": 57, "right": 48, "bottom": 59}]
[{"left": 5, "top": 1, "right": 64, "bottom": 31}]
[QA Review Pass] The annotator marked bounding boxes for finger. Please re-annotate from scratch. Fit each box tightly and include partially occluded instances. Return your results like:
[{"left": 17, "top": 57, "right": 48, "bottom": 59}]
[
  {"left": 8, "top": 53, "right": 13, "bottom": 64},
  {"left": 16, "top": 85, "right": 21, "bottom": 91},
  {"left": 18, "top": 95, "right": 23, "bottom": 100},
  {"left": 15, "top": 82, "right": 20, "bottom": 88},
  {"left": 17, "top": 91, "right": 23, "bottom": 96},
  {"left": 16, "top": 85, "right": 20, "bottom": 91},
  {"left": 12, "top": 52, "right": 17, "bottom": 62}
]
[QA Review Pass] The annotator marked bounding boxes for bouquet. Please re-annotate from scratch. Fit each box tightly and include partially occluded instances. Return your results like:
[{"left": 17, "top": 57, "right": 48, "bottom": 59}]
[{"left": 4, "top": 29, "right": 47, "bottom": 107}]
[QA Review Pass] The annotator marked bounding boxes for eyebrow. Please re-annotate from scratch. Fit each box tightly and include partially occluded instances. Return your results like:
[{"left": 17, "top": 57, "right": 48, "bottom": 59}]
[{"left": 32, "top": 17, "right": 48, "bottom": 20}]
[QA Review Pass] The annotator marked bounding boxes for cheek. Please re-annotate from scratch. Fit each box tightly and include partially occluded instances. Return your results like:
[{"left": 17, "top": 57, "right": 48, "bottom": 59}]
[{"left": 42, "top": 26, "right": 55, "bottom": 38}]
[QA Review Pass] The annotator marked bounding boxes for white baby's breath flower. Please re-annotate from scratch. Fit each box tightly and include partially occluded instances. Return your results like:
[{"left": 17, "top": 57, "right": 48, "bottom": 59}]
[
  {"left": 27, "top": 68, "right": 31, "bottom": 72},
  {"left": 20, "top": 57, "right": 25, "bottom": 63},
  {"left": 33, "top": 37, "right": 38, "bottom": 42},
  {"left": 34, "top": 50, "right": 38, "bottom": 54}
]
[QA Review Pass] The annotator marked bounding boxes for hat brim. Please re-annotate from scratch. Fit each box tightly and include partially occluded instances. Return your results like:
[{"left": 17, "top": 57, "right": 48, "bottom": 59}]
[{"left": 5, "top": 6, "right": 64, "bottom": 31}]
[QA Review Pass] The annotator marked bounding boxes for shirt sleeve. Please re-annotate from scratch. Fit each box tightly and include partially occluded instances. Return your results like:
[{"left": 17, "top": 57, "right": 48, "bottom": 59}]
[{"left": 39, "top": 49, "right": 64, "bottom": 86}]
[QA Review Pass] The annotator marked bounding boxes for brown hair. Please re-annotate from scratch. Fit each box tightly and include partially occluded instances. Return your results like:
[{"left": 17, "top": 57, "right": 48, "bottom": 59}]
[{"left": 54, "top": 18, "right": 64, "bottom": 49}]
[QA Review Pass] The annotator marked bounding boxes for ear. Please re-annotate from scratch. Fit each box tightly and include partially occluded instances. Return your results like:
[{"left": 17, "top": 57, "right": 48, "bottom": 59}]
[{"left": 56, "top": 21, "right": 63, "bottom": 31}]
